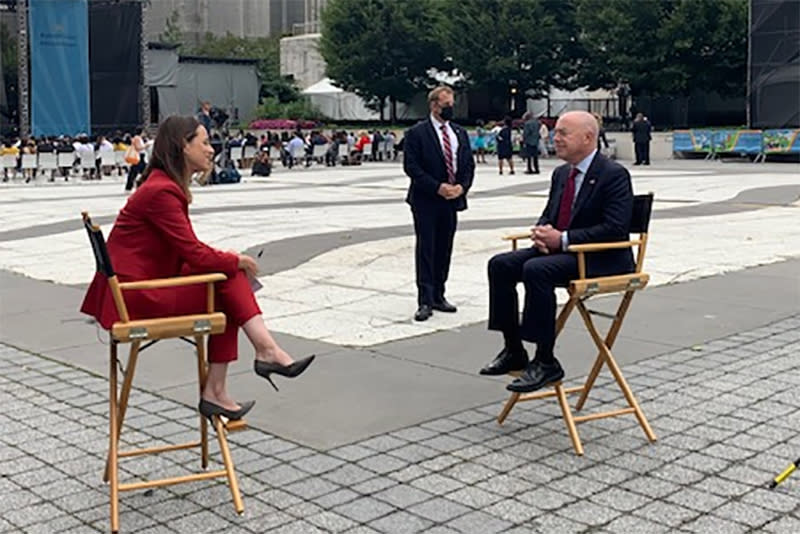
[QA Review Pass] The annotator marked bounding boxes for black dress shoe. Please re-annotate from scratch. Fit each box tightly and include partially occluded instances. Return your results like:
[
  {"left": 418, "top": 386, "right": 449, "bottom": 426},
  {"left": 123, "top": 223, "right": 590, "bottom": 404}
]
[
  {"left": 479, "top": 347, "right": 529, "bottom": 376},
  {"left": 506, "top": 359, "right": 565, "bottom": 393},
  {"left": 254, "top": 355, "right": 315, "bottom": 391},
  {"left": 414, "top": 305, "right": 433, "bottom": 321},
  {"left": 432, "top": 298, "right": 457, "bottom": 313},
  {"left": 198, "top": 399, "right": 255, "bottom": 423}
]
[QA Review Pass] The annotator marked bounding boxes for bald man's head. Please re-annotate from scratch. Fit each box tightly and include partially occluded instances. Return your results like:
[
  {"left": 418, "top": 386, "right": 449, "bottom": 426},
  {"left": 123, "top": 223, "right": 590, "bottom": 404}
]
[{"left": 553, "top": 111, "right": 599, "bottom": 164}]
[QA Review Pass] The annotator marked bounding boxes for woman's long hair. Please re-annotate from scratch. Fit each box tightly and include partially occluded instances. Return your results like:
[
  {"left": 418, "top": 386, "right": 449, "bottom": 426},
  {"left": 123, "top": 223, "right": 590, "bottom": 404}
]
[{"left": 138, "top": 115, "right": 202, "bottom": 201}]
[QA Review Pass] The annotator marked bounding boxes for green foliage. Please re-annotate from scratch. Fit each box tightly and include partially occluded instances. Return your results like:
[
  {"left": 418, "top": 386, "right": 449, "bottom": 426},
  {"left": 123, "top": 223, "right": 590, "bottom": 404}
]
[
  {"left": 159, "top": 9, "right": 183, "bottom": 46},
  {"left": 436, "top": 0, "right": 583, "bottom": 97},
  {"left": 184, "top": 32, "right": 299, "bottom": 102},
  {"left": 320, "top": 0, "right": 446, "bottom": 120},
  {"left": 253, "top": 96, "right": 326, "bottom": 121},
  {"left": 575, "top": 0, "right": 747, "bottom": 97}
]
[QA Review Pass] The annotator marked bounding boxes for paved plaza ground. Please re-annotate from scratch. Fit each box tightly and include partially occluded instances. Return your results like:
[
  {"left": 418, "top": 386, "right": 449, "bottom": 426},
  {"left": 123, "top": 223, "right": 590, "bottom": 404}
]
[{"left": 1, "top": 156, "right": 799, "bottom": 533}]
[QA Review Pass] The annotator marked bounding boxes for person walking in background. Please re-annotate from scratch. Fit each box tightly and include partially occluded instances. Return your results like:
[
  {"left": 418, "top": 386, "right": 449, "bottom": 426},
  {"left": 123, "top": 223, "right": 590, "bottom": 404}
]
[
  {"left": 496, "top": 116, "right": 515, "bottom": 175},
  {"left": 521, "top": 112, "right": 541, "bottom": 174},
  {"left": 474, "top": 120, "right": 488, "bottom": 164},
  {"left": 539, "top": 118, "right": 550, "bottom": 158},
  {"left": 632, "top": 112, "right": 652, "bottom": 165},
  {"left": 124, "top": 130, "right": 147, "bottom": 192},
  {"left": 403, "top": 86, "right": 475, "bottom": 322}
]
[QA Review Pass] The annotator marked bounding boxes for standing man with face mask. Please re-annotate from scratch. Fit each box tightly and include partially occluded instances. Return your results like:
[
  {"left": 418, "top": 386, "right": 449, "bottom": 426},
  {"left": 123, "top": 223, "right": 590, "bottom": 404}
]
[{"left": 404, "top": 86, "right": 475, "bottom": 322}]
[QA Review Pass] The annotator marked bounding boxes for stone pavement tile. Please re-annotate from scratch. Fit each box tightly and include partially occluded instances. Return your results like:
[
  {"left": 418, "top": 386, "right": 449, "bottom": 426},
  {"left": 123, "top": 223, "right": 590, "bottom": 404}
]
[
  {"left": 418, "top": 454, "right": 462, "bottom": 473},
  {"left": 251, "top": 463, "right": 309, "bottom": 486},
  {"left": 20, "top": 515, "right": 83, "bottom": 534},
  {"left": 483, "top": 498, "right": 539, "bottom": 524},
  {"left": 239, "top": 510, "right": 295, "bottom": 532},
  {"left": 409, "top": 526, "right": 458, "bottom": 534},
  {"left": 692, "top": 476, "right": 753, "bottom": 498},
  {"left": 664, "top": 487, "right": 728, "bottom": 513},
  {"left": 712, "top": 501, "right": 781, "bottom": 529},
  {"left": 673, "top": 451, "right": 732, "bottom": 475},
  {"left": 368, "top": 510, "right": 433, "bottom": 534},
  {"left": 441, "top": 461, "right": 495, "bottom": 485},
  {"left": 332, "top": 496, "right": 396, "bottom": 523},
  {"left": 516, "top": 511, "right": 583, "bottom": 534},
  {"left": 306, "top": 510, "right": 358, "bottom": 532},
  {"left": 372, "top": 484, "right": 433, "bottom": 509},
  {"left": 408, "top": 473, "right": 464, "bottom": 495},
  {"left": 283, "top": 500, "right": 324, "bottom": 520},
  {"left": 328, "top": 444, "right": 376, "bottom": 462},
  {"left": 680, "top": 515, "right": 749, "bottom": 534},
  {"left": 407, "top": 497, "right": 471, "bottom": 523},
  {"left": 620, "top": 475, "right": 681, "bottom": 500},
  {"left": 549, "top": 474, "right": 608, "bottom": 499},
  {"left": 357, "top": 453, "right": 409, "bottom": 475},
  {"left": 0, "top": 488, "right": 43, "bottom": 510},
  {"left": 359, "top": 435, "right": 408, "bottom": 452},
  {"left": 556, "top": 500, "right": 622, "bottom": 528},
  {"left": 291, "top": 452, "right": 346, "bottom": 476},
  {"left": 419, "top": 435, "right": 473, "bottom": 453},
  {"left": 740, "top": 487, "right": 799, "bottom": 513},
  {"left": 324, "top": 463, "right": 379, "bottom": 486},
  {"left": 419, "top": 418, "right": 467, "bottom": 434},
  {"left": 474, "top": 473, "right": 536, "bottom": 498},
  {"left": 445, "top": 486, "right": 505, "bottom": 509},
  {"left": 603, "top": 514, "right": 672, "bottom": 534},
  {"left": 390, "top": 426, "right": 438, "bottom": 443},
  {"left": 314, "top": 488, "right": 360, "bottom": 509},
  {"left": 649, "top": 462, "right": 705, "bottom": 485},
  {"left": 247, "top": 437, "right": 298, "bottom": 457},
  {"left": 60, "top": 525, "right": 104, "bottom": 534},
  {"left": 283, "top": 476, "right": 341, "bottom": 500},
  {"left": 515, "top": 487, "right": 576, "bottom": 511},
  {"left": 471, "top": 451, "right": 528, "bottom": 472},
  {"left": 450, "top": 444, "right": 493, "bottom": 460},
  {"left": 255, "top": 488, "right": 304, "bottom": 511},
  {"left": 274, "top": 446, "right": 315, "bottom": 462},
  {"left": 763, "top": 516, "right": 800, "bottom": 533},
  {"left": 2, "top": 501, "right": 65, "bottom": 528},
  {"left": 350, "top": 477, "right": 397, "bottom": 496},
  {"left": 445, "top": 510, "right": 513, "bottom": 534},
  {"left": 386, "top": 443, "right": 440, "bottom": 463},
  {"left": 341, "top": 527, "right": 381, "bottom": 534},
  {"left": 588, "top": 486, "right": 651, "bottom": 513},
  {"left": 507, "top": 462, "right": 564, "bottom": 485},
  {"left": 632, "top": 501, "right": 700, "bottom": 529},
  {"left": 386, "top": 465, "right": 430, "bottom": 484},
  {"left": 265, "top": 520, "right": 328, "bottom": 534}
]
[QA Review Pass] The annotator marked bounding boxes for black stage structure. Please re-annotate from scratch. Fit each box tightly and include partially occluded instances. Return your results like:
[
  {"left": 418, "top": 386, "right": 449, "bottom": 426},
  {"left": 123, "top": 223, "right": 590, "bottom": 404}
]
[{"left": 749, "top": 0, "right": 800, "bottom": 128}]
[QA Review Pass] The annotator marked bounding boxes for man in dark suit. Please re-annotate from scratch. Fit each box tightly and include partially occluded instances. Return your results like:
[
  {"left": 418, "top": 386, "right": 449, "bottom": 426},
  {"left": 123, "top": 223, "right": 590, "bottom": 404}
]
[
  {"left": 632, "top": 112, "right": 652, "bottom": 165},
  {"left": 521, "top": 112, "right": 541, "bottom": 174},
  {"left": 480, "top": 111, "right": 634, "bottom": 392},
  {"left": 404, "top": 86, "right": 475, "bottom": 321}
]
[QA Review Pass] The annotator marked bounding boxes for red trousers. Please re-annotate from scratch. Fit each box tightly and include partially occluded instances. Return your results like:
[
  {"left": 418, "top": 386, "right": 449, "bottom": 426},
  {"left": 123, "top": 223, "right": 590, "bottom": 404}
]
[{"left": 126, "top": 270, "right": 261, "bottom": 363}]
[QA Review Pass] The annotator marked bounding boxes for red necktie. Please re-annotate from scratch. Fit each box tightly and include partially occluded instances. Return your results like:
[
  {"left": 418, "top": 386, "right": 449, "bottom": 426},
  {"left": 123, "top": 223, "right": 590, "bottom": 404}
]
[
  {"left": 556, "top": 167, "right": 579, "bottom": 230},
  {"left": 440, "top": 124, "right": 456, "bottom": 184}
]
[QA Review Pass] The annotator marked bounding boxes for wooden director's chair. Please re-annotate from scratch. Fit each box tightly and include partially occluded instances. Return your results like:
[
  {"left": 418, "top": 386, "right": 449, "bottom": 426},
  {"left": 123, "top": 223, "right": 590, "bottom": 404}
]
[
  {"left": 82, "top": 212, "right": 247, "bottom": 533},
  {"left": 497, "top": 193, "right": 657, "bottom": 456}
]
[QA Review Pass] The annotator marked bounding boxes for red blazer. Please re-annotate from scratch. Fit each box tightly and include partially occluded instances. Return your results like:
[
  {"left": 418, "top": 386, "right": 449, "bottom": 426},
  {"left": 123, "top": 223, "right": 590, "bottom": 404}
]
[{"left": 81, "top": 169, "right": 239, "bottom": 329}]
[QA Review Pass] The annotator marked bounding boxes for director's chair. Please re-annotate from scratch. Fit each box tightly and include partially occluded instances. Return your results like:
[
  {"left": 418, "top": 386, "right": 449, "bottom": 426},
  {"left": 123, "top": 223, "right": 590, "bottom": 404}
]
[
  {"left": 497, "top": 193, "right": 657, "bottom": 456},
  {"left": 82, "top": 212, "right": 248, "bottom": 533}
]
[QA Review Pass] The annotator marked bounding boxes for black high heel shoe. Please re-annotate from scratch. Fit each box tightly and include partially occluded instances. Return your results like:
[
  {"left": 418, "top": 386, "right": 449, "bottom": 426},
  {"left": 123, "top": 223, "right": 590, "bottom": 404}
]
[
  {"left": 198, "top": 399, "right": 255, "bottom": 423},
  {"left": 254, "top": 355, "right": 315, "bottom": 391}
]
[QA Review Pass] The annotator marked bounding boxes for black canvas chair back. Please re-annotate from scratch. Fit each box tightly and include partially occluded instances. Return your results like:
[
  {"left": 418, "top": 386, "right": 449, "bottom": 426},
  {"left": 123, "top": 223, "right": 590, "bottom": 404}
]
[
  {"left": 631, "top": 193, "right": 654, "bottom": 234},
  {"left": 82, "top": 212, "right": 115, "bottom": 278}
]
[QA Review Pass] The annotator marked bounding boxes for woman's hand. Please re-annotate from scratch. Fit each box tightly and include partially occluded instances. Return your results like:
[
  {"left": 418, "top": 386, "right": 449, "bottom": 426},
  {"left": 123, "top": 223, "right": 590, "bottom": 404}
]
[{"left": 237, "top": 254, "right": 259, "bottom": 278}]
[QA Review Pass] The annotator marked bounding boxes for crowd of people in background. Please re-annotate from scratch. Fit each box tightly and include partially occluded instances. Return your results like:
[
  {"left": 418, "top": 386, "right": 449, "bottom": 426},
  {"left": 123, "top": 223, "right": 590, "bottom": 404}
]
[{"left": 0, "top": 111, "right": 651, "bottom": 187}]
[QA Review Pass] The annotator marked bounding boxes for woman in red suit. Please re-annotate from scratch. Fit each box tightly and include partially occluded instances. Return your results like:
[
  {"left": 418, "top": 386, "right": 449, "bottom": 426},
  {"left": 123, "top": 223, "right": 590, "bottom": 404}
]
[{"left": 81, "top": 116, "right": 313, "bottom": 421}]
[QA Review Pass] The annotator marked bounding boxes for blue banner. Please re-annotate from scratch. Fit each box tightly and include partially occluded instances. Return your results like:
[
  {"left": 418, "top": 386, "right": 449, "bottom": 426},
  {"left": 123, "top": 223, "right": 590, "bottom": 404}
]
[
  {"left": 763, "top": 129, "right": 800, "bottom": 154},
  {"left": 712, "top": 130, "right": 763, "bottom": 155},
  {"left": 29, "top": 0, "right": 90, "bottom": 136}
]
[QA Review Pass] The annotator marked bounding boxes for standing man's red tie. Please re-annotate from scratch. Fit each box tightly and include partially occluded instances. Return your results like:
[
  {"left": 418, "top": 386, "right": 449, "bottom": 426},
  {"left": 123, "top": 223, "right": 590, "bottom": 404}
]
[{"left": 441, "top": 124, "right": 456, "bottom": 184}]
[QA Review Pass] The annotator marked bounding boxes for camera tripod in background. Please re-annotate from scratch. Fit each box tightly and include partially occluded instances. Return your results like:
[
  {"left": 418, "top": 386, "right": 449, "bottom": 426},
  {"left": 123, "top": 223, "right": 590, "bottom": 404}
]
[{"left": 769, "top": 456, "right": 799, "bottom": 489}]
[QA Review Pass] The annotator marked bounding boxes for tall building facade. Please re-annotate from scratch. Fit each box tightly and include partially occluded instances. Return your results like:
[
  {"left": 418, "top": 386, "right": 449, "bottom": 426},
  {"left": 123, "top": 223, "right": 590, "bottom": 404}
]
[{"left": 144, "top": 0, "right": 306, "bottom": 45}]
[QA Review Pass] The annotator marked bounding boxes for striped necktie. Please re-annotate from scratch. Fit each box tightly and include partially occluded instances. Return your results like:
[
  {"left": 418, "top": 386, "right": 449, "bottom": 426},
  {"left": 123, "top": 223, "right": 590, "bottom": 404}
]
[{"left": 440, "top": 124, "right": 455, "bottom": 184}]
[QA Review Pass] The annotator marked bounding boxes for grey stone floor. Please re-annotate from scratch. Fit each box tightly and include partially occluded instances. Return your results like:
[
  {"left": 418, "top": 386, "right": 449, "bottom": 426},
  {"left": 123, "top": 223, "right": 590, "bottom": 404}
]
[{"left": 1, "top": 315, "right": 799, "bottom": 534}]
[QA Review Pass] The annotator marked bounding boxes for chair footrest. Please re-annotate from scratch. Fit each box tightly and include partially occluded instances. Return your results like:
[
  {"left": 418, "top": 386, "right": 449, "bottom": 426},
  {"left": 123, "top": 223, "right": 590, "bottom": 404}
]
[
  {"left": 119, "top": 470, "right": 228, "bottom": 492},
  {"left": 572, "top": 407, "right": 636, "bottom": 423}
]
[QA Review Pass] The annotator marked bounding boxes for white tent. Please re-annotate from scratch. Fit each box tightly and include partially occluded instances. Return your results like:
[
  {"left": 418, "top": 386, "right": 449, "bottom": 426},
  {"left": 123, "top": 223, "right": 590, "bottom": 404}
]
[
  {"left": 302, "top": 78, "right": 379, "bottom": 121},
  {"left": 528, "top": 87, "right": 618, "bottom": 118}
]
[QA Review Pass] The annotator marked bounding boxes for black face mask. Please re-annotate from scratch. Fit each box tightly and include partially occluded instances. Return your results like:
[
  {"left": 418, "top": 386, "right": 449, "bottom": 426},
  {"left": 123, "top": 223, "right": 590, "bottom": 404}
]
[{"left": 439, "top": 105, "right": 454, "bottom": 121}]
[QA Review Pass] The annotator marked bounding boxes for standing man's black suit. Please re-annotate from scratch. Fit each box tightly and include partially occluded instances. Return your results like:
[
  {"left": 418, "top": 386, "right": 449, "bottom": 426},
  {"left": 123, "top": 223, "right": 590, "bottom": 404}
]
[
  {"left": 404, "top": 93, "right": 475, "bottom": 321},
  {"left": 632, "top": 113, "right": 652, "bottom": 165},
  {"left": 482, "top": 146, "right": 634, "bottom": 392}
]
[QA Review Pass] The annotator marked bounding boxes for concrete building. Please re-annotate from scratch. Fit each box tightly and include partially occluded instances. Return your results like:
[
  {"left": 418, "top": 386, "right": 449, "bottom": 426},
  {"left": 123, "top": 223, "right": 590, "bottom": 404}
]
[{"left": 144, "top": 0, "right": 306, "bottom": 45}]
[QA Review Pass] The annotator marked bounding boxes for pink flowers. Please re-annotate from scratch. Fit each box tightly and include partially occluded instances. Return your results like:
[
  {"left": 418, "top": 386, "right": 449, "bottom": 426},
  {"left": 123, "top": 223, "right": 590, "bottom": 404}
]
[{"left": 249, "top": 119, "right": 320, "bottom": 130}]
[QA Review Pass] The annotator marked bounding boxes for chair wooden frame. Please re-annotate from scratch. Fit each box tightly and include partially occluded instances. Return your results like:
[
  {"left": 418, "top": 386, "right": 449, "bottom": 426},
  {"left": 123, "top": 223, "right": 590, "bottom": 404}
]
[
  {"left": 82, "top": 212, "right": 247, "bottom": 533},
  {"left": 496, "top": 193, "right": 657, "bottom": 456}
]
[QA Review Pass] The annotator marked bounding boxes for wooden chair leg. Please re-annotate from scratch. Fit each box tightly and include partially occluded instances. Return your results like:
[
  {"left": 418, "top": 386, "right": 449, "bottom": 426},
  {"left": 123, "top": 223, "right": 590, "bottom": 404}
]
[
  {"left": 104, "top": 341, "right": 140, "bottom": 483},
  {"left": 576, "top": 302, "right": 656, "bottom": 443},
  {"left": 213, "top": 417, "right": 244, "bottom": 515},
  {"left": 555, "top": 382, "right": 584, "bottom": 456},
  {"left": 575, "top": 294, "right": 632, "bottom": 410},
  {"left": 195, "top": 335, "right": 209, "bottom": 469},
  {"left": 109, "top": 342, "right": 120, "bottom": 534},
  {"left": 497, "top": 392, "right": 520, "bottom": 425}
]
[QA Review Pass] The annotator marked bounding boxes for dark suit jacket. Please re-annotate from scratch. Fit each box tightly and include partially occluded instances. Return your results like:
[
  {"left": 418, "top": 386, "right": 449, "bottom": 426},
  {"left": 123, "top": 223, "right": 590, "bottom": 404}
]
[
  {"left": 538, "top": 153, "right": 635, "bottom": 276},
  {"left": 404, "top": 119, "right": 475, "bottom": 212},
  {"left": 632, "top": 119, "right": 652, "bottom": 143}
]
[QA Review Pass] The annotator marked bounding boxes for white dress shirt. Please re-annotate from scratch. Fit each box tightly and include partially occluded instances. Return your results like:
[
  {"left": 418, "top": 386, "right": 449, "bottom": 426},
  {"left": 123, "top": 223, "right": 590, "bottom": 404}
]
[{"left": 430, "top": 113, "right": 459, "bottom": 175}]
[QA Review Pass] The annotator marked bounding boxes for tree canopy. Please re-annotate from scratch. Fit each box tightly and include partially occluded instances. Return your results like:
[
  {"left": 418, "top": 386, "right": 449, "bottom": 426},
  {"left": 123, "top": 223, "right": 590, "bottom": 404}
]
[{"left": 319, "top": 0, "right": 446, "bottom": 120}]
